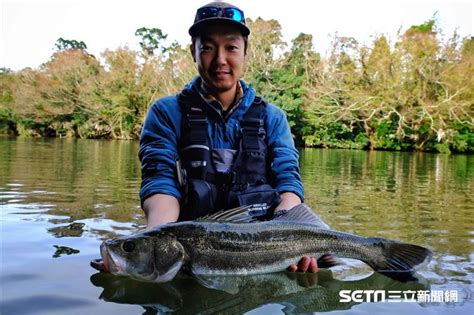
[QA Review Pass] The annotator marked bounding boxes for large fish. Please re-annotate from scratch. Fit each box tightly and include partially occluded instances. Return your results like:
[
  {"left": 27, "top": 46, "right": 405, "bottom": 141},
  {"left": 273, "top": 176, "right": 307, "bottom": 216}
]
[{"left": 98, "top": 204, "right": 432, "bottom": 283}]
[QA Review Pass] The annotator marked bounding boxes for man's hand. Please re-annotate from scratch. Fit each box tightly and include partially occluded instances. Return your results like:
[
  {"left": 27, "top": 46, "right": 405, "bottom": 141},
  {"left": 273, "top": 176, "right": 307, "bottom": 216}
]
[
  {"left": 287, "top": 256, "right": 319, "bottom": 273},
  {"left": 274, "top": 192, "right": 301, "bottom": 212},
  {"left": 143, "top": 194, "right": 180, "bottom": 228}
]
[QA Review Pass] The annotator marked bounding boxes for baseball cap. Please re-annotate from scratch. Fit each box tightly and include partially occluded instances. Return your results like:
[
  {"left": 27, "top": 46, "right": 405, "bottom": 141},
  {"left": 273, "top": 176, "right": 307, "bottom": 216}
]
[{"left": 189, "top": 1, "right": 250, "bottom": 36}]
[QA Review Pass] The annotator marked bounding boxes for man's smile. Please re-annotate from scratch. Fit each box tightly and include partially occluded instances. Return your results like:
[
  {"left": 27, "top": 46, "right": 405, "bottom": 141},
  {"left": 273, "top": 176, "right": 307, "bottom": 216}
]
[
  {"left": 213, "top": 70, "right": 232, "bottom": 80},
  {"left": 214, "top": 70, "right": 231, "bottom": 75}
]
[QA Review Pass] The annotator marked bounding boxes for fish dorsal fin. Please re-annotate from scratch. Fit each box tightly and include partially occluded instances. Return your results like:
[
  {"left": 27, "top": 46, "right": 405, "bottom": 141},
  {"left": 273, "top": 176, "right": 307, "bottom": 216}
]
[
  {"left": 197, "top": 205, "right": 257, "bottom": 223},
  {"left": 273, "top": 203, "right": 331, "bottom": 229}
]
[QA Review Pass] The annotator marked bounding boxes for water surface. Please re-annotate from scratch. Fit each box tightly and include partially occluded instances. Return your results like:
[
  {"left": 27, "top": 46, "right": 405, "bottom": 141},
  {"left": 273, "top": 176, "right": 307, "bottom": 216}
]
[{"left": 1, "top": 138, "right": 473, "bottom": 314}]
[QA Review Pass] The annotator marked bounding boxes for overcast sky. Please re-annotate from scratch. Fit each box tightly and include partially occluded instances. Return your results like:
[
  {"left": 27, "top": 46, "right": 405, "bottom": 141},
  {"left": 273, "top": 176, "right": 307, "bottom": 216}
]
[{"left": 2, "top": 0, "right": 472, "bottom": 71}]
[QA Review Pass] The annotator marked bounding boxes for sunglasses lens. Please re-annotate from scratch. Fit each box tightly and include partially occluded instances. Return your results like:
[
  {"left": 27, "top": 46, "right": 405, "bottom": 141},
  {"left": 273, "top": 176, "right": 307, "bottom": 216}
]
[
  {"left": 225, "top": 8, "right": 243, "bottom": 22},
  {"left": 196, "top": 7, "right": 244, "bottom": 23},
  {"left": 198, "top": 7, "right": 219, "bottom": 19}
]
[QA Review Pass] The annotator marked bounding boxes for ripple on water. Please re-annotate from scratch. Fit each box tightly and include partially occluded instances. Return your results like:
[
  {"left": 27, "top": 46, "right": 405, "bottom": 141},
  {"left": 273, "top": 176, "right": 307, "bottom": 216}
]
[
  {"left": 5, "top": 182, "right": 24, "bottom": 187},
  {"left": 1, "top": 140, "right": 472, "bottom": 314},
  {"left": 3, "top": 203, "right": 56, "bottom": 215}
]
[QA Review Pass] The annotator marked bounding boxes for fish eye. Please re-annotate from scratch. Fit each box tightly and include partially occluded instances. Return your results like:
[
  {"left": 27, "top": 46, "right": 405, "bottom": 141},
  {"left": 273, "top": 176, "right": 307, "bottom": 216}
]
[{"left": 122, "top": 240, "right": 135, "bottom": 253}]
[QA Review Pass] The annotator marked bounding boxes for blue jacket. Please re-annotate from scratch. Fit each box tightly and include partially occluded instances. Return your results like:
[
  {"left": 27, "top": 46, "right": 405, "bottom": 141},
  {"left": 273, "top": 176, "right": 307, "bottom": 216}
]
[{"left": 139, "top": 77, "right": 304, "bottom": 205}]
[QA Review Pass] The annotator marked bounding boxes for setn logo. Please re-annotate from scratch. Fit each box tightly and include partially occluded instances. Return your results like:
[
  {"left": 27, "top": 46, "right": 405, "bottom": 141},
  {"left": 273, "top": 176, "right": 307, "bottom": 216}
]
[{"left": 339, "top": 290, "right": 386, "bottom": 303}]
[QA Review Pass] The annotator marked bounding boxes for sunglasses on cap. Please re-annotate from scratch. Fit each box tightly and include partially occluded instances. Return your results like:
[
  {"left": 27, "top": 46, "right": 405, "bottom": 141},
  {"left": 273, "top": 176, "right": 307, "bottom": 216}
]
[{"left": 195, "top": 6, "right": 245, "bottom": 23}]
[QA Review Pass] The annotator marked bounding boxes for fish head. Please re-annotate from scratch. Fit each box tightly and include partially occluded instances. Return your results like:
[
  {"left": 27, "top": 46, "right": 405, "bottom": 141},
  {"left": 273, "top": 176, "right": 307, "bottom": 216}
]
[
  {"left": 100, "top": 234, "right": 156, "bottom": 280},
  {"left": 100, "top": 233, "right": 185, "bottom": 283}
]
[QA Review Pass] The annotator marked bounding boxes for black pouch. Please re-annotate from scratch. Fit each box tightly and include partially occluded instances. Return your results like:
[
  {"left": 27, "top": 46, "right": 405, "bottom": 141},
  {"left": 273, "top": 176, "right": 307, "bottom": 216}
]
[
  {"left": 229, "top": 184, "right": 281, "bottom": 218},
  {"left": 180, "top": 179, "right": 217, "bottom": 221}
]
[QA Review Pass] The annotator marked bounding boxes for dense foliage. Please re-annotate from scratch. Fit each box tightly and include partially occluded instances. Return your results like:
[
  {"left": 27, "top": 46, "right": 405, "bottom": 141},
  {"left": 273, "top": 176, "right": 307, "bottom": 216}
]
[{"left": 1, "top": 18, "right": 472, "bottom": 152}]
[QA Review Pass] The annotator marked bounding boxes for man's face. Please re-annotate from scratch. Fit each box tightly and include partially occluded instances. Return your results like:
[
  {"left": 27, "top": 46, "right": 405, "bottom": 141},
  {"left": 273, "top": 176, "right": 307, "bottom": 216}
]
[{"left": 192, "top": 24, "right": 246, "bottom": 94}]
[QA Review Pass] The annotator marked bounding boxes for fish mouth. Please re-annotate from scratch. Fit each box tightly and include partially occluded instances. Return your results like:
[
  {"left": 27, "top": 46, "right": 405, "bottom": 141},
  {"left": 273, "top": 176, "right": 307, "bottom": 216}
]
[{"left": 100, "top": 243, "right": 124, "bottom": 275}]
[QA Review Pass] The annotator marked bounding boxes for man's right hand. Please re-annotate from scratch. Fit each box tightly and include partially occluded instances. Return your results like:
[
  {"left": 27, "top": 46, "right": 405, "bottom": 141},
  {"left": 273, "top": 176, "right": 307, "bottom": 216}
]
[{"left": 287, "top": 256, "right": 319, "bottom": 273}]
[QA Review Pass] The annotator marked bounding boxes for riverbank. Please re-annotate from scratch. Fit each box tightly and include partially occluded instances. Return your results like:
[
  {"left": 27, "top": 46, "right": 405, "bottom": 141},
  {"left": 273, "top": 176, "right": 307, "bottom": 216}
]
[{"left": 1, "top": 19, "right": 472, "bottom": 153}]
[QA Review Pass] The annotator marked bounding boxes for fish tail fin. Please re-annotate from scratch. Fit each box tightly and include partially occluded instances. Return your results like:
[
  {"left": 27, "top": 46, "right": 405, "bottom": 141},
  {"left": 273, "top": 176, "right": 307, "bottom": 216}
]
[{"left": 366, "top": 238, "right": 432, "bottom": 282}]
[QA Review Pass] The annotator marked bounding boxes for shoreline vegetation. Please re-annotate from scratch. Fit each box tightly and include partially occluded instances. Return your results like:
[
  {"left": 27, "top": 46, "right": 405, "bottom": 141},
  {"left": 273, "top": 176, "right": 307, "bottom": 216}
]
[{"left": 1, "top": 18, "right": 472, "bottom": 153}]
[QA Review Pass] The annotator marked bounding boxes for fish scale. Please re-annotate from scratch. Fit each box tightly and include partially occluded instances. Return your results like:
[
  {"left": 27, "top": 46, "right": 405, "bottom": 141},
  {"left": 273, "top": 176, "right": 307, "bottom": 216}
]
[{"left": 168, "top": 221, "right": 391, "bottom": 275}]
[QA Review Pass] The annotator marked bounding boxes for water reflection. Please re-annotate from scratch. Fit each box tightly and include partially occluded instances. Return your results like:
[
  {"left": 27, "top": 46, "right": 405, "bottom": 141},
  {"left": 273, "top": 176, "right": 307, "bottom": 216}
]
[
  {"left": 52, "top": 245, "right": 80, "bottom": 258},
  {"left": 1, "top": 139, "right": 472, "bottom": 253},
  {"left": 299, "top": 149, "right": 474, "bottom": 256},
  {"left": 1, "top": 138, "right": 473, "bottom": 314},
  {"left": 90, "top": 271, "right": 429, "bottom": 314},
  {"left": 0, "top": 137, "right": 143, "bottom": 224},
  {"left": 48, "top": 222, "right": 86, "bottom": 237}
]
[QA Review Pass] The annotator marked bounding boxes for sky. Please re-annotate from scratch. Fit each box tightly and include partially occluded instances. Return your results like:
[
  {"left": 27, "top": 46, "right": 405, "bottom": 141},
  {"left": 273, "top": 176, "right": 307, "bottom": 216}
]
[{"left": 1, "top": 0, "right": 473, "bottom": 71}]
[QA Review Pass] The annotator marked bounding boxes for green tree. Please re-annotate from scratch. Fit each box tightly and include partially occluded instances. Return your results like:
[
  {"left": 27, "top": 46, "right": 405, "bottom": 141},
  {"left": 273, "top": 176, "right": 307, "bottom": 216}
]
[
  {"left": 54, "top": 37, "right": 87, "bottom": 51},
  {"left": 268, "top": 33, "right": 320, "bottom": 144},
  {"left": 0, "top": 70, "right": 16, "bottom": 134},
  {"left": 2, "top": 18, "right": 472, "bottom": 152},
  {"left": 135, "top": 27, "right": 168, "bottom": 57},
  {"left": 244, "top": 18, "right": 285, "bottom": 92}
]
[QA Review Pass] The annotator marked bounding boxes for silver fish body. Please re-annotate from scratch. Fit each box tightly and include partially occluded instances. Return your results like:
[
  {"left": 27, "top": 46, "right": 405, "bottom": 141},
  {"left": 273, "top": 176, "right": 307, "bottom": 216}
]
[{"left": 100, "top": 204, "right": 432, "bottom": 283}]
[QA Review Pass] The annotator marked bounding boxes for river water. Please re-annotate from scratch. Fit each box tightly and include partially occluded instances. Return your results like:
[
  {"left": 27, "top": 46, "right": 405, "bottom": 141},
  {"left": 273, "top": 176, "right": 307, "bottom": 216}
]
[{"left": 0, "top": 137, "right": 473, "bottom": 314}]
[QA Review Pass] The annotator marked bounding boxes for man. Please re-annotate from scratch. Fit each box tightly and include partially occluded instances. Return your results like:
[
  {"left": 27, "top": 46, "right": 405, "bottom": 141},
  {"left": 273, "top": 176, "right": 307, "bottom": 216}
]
[{"left": 139, "top": 1, "right": 317, "bottom": 272}]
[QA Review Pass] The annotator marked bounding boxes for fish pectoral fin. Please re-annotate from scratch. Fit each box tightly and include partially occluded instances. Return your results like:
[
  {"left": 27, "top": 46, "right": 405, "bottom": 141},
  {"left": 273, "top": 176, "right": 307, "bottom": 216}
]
[
  {"left": 153, "top": 260, "right": 183, "bottom": 283},
  {"left": 192, "top": 274, "right": 240, "bottom": 294}
]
